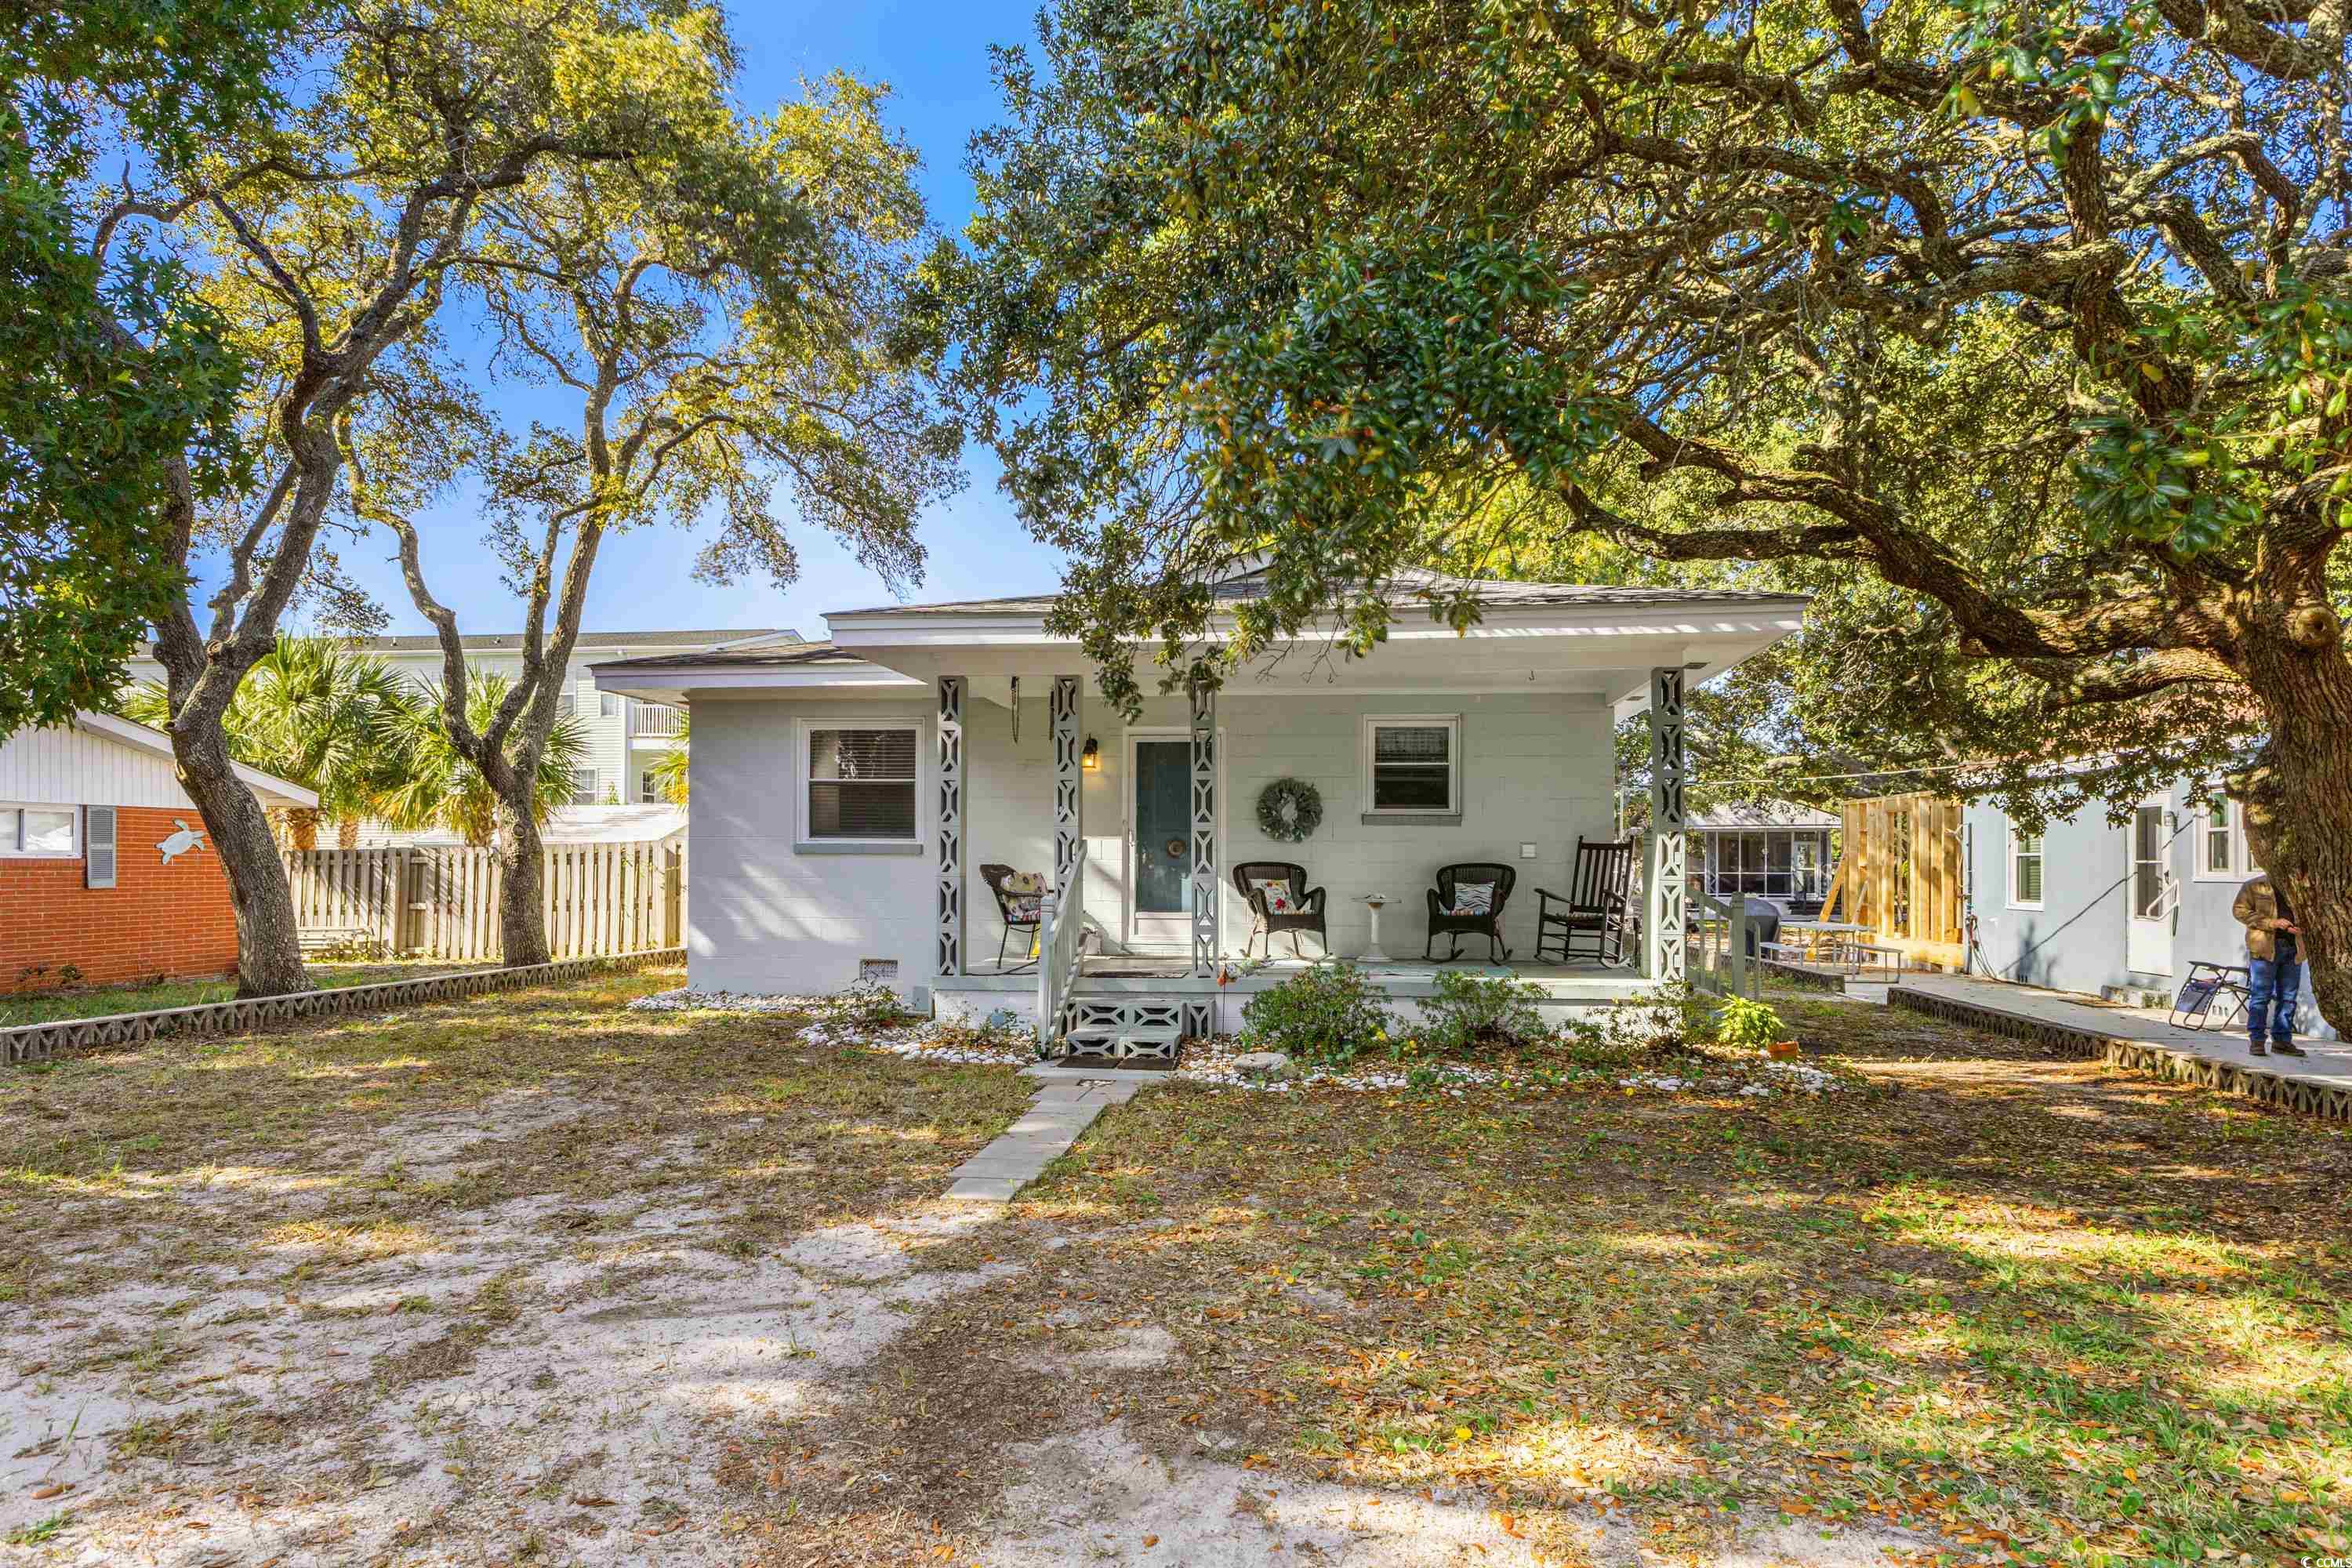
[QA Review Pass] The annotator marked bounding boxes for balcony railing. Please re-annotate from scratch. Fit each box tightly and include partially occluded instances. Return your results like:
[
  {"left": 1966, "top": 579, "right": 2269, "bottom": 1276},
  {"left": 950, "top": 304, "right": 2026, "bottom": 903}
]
[{"left": 628, "top": 702, "right": 685, "bottom": 739}]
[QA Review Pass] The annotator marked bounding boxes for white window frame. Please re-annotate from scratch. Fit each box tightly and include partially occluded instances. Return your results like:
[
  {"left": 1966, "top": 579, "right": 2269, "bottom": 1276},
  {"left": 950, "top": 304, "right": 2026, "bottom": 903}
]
[
  {"left": 2008, "top": 822, "right": 2045, "bottom": 909},
  {"left": 569, "top": 768, "right": 599, "bottom": 807},
  {"left": 1360, "top": 713, "right": 1461, "bottom": 818},
  {"left": 796, "top": 717, "right": 927, "bottom": 851},
  {"left": 1, "top": 803, "right": 80, "bottom": 858},
  {"left": 2193, "top": 795, "right": 2260, "bottom": 880}
]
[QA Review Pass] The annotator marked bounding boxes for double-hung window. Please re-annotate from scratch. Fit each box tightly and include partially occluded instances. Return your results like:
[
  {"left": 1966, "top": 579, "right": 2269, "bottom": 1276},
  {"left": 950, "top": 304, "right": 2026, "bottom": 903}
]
[
  {"left": 803, "top": 724, "right": 920, "bottom": 845},
  {"left": 1362, "top": 716, "right": 1460, "bottom": 818},
  {"left": 2, "top": 805, "right": 77, "bottom": 857},
  {"left": 2009, "top": 825, "right": 2045, "bottom": 908},
  {"left": 2196, "top": 795, "right": 2257, "bottom": 879},
  {"left": 570, "top": 768, "right": 598, "bottom": 806}
]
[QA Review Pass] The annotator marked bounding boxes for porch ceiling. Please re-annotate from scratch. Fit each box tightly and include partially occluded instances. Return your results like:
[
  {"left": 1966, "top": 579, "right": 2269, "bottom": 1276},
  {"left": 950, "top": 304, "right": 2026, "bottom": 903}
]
[{"left": 827, "top": 612, "right": 1802, "bottom": 710}]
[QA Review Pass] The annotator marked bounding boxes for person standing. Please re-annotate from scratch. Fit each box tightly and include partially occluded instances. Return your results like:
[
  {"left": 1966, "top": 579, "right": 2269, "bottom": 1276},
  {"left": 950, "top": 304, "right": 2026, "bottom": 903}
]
[{"left": 2233, "top": 873, "right": 2308, "bottom": 1057}]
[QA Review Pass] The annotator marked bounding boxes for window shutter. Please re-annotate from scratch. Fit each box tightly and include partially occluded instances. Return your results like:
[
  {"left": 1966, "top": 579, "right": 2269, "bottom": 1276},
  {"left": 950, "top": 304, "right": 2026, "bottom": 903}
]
[{"left": 85, "top": 806, "right": 117, "bottom": 888}]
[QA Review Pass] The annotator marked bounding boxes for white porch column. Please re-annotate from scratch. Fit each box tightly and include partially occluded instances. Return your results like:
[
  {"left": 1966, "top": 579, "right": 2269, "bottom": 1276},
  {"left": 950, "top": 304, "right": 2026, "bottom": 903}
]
[
  {"left": 1645, "top": 666, "right": 1688, "bottom": 983},
  {"left": 937, "top": 675, "right": 965, "bottom": 978},
  {"left": 1050, "top": 676, "right": 1083, "bottom": 896},
  {"left": 1189, "top": 681, "right": 1218, "bottom": 976}
]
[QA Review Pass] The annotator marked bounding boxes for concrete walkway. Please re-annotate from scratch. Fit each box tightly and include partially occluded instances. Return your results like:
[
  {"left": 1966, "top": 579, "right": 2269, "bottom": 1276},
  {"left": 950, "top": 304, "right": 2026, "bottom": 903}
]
[
  {"left": 946, "top": 1073, "right": 1152, "bottom": 1203},
  {"left": 1890, "top": 971, "right": 2352, "bottom": 1120}
]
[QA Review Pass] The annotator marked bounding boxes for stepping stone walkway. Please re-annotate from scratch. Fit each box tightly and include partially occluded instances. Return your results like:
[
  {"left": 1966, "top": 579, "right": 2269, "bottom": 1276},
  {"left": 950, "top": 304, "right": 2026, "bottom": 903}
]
[{"left": 946, "top": 1071, "right": 1154, "bottom": 1203}]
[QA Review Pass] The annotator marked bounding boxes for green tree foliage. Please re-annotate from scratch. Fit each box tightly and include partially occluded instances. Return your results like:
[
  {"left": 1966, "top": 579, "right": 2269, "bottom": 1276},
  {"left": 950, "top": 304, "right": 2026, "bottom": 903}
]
[
  {"left": 121, "top": 636, "right": 410, "bottom": 847},
  {"left": 0, "top": 0, "right": 304, "bottom": 737},
  {"left": 950, "top": 0, "right": 2352, "bottom": 1011},
  {"left": 373, "top": 671, "right": 590, "bottom": 850},
  {"left": 103, "top": 0, "right": 819, "bottom": 995},
  {"left": 347, "top": 59, "right": 959, "bottom": 965}
]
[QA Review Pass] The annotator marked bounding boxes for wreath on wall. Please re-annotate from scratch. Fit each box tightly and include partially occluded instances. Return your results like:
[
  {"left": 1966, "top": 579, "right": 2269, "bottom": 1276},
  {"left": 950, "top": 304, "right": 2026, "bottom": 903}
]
[{"left": 1255, "top": 778, "right": 1324, "bottom": 843}]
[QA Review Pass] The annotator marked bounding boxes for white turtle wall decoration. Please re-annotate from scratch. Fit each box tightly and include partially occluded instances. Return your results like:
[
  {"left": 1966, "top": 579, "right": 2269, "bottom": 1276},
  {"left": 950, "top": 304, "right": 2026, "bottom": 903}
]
[{"left": 157, "top": 819, "right": 209, "bottom": 866}]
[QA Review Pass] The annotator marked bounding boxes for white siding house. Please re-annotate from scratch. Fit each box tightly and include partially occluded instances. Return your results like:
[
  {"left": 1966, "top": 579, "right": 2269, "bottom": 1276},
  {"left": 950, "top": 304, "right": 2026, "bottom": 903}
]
[{"left": 596, "top": 572, "right": 1807, "bottom": 1052}]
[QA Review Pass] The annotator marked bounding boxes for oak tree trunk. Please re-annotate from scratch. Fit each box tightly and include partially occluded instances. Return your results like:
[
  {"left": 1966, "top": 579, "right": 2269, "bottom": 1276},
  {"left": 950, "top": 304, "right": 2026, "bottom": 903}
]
[
  {"left": 171, "top": 724, "right": 310, "bottom": 996},
  {"left": 495, "top": 788, "right": 550, "bottom": 967},
  {"left": 2233, "top": 618, "right": 2352, "bottom": 1030}
]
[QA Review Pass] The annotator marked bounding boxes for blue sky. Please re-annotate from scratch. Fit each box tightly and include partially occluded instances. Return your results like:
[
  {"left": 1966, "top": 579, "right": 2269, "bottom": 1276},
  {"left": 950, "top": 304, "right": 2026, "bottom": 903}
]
[{"left": 250, "top": 0, "right": 1065, "bottom": 644}]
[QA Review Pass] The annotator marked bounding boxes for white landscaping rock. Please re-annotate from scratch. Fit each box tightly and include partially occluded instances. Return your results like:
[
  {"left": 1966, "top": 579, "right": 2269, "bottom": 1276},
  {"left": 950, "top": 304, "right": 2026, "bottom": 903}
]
[{"left": 1232, "top": 1050, "right": 1293, "bottom": 1080}]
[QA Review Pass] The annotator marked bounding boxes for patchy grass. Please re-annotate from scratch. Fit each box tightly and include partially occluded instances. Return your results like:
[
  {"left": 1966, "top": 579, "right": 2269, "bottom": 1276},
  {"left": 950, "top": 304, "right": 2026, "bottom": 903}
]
[
  {"left": 0, "top": 958, "right": 510, "bottom": 1026},
  {"left": 984, "top": 995, "right": 2352, "bottom": 1567},
  {"left": 0, "top": 969, "right": 1034, "bottom": 1563}
]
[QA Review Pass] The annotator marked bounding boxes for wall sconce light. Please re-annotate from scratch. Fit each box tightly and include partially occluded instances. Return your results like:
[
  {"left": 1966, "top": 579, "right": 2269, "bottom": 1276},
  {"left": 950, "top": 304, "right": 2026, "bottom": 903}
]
[{"left": 1081, "top": 736, "right": 1102, "bottom": 771}]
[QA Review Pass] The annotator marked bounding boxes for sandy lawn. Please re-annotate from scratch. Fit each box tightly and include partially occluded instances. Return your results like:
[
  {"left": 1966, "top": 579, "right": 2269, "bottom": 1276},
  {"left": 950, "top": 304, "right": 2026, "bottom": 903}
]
[{"left": 0, "top": 978, "right": 2345, "bottom": 1568}]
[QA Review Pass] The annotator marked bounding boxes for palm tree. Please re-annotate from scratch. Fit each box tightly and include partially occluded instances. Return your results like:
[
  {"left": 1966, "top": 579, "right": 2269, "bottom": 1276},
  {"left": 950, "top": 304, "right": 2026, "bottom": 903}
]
[
  {"left": 376, "top": 670, "right": 590, "bottom": 848},
  {"left": 647, "top": 713, "right": 689, "bottom": 805},
  {"left": 122, "top": 637, "right": 415, "bottom": 849}
]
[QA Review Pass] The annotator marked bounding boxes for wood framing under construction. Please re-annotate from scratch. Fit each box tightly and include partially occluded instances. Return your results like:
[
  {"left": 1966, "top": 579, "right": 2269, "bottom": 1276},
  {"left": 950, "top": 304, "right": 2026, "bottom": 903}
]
[{"left": 1822, "top": 793, "right": 1966, "bottom": 969}]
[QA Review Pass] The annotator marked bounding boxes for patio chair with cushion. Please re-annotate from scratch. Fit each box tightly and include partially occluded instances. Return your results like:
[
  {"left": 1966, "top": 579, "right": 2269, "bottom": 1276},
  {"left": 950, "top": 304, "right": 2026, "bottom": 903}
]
[
  {"left": 1534, "top": 837, "right": 1635, "bottom": 967},
  {"left": 978, "top": 862, "right": 1048, "bottom": 972},
  {"left": 1232, "top": 861, "right": 1329, "bottom": 959},
  {"left": 1425, "top": 862, "right": 1517, "bottom": 962}
]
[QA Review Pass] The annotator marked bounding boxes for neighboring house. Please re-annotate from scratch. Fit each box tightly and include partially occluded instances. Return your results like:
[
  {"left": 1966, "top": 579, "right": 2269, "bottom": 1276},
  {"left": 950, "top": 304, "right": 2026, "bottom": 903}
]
[
  {"left": 1965, "top": 782, "right": 2331, "bottom": 1036},
  {"left": 593, "top": 569, "right": 1806, "bottom": 1051},
  {"left": 1686, "top": 800, "right": 1839, "bottom": 913},
  {"left": 0, "top": 712, "right": 317, "bottom": 991},
  {"left": 130, "top": 628, "right": 791, "bottom": 807}
]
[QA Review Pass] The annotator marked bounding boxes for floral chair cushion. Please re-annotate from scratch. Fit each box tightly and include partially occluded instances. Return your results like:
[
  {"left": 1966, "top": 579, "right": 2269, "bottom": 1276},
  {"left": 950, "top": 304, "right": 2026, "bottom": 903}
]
[
  {"left": 1450, "top": 880, "right": 1497, "bottom": 916},
  {"left": 1249, "top": 877, "right": 1297, "bottom": 914},
  {"left": 1002, "top": 870, "right": 1047, "bottom": 923}
]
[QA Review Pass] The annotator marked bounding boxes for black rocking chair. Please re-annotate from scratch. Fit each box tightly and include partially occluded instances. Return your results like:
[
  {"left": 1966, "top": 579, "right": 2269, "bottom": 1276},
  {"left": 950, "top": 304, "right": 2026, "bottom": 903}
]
[
  {"left": 1232, "top": 861, "right": 1329, "bottom": 958},
  {"left": 1425, "top": 863, "right": 1516, "bottom": 962},
  {"left": 978, "top": 862, "right": 1045, "bottom": 972},
  {"left": 1534, "top": 837, "right": 1636, "bottom": 967}
]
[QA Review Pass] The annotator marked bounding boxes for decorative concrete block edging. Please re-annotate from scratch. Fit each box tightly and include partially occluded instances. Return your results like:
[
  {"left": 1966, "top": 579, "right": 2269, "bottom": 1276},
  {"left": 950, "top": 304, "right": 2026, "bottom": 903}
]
[
  {"left": 1756, "top": 957, "right": 1849, "bottom": 993},
  {"left": 1888, "top": 984, "right": 2352, "bottom": 1123},
  {"left": 2, "top": 948, "right": 687, "bottom": 1067}
]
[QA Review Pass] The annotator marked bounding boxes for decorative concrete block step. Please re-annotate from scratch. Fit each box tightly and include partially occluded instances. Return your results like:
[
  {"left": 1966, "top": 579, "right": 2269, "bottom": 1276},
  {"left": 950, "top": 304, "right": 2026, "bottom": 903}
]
[{"left": 946, "top": 1078, "right": 1150, "bottom": 1203}]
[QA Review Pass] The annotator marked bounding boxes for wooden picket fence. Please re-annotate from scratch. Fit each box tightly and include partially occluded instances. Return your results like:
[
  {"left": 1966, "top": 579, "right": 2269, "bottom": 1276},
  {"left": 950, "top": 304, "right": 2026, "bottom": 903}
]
[{"left": 281, "top": 840, "right": 684, "bottom": 962}]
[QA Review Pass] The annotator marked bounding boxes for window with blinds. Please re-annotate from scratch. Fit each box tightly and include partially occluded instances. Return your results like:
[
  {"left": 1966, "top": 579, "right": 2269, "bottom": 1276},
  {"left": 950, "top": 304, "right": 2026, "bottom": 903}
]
[
  {"left": 2010, "top": 826, "right": 2044, "bottom": 907},
  {"left": 1363, "top": 717, "right": 1459, "bottom": 813},
  {"left": 807, "top": 727, "right": 919, "bottom": 840}
]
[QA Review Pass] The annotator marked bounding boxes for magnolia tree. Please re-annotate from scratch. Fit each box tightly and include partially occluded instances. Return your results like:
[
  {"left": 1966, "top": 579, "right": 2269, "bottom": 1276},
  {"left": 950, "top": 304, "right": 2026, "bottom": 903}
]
[
  {"left": 950, "top": 0, "right": 2352, "bottom": 1011},
  {"left": 347, "top": 68, "right": 960, "bottom": 967},
  {"left": 93, "top": 0, "right": 784, "bottom": 994}
]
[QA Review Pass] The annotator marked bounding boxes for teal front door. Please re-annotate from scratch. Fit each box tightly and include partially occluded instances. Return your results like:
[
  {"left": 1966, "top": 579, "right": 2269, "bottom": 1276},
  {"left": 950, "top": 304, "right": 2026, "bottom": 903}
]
[{"left": 1131, "top": 738, "right": 1193, "bottom": 944}]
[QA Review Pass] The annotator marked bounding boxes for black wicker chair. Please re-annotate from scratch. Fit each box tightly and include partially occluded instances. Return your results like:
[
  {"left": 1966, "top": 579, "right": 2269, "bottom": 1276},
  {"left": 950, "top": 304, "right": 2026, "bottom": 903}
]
[
  {"left": 1232, "top": 861, "right": 1329, "bottom": 959},
  {"left": 1425, "top": 862, "right": 1516, "bottom": 962},
  {"left": 978, "top": 862, "right": 1046, "bottom": 972},
  {"left": 1534, "top": 837, "right": 1635, "bottom": 966}
]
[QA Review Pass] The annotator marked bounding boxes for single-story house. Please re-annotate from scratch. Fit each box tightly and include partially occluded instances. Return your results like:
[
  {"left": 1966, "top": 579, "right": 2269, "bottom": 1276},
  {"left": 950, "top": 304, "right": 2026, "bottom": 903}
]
[
  {"left": 1965, "top": 781, "right": 2332, "bottom": 1036},
  {"left": 1686, "top": 800, "right": 1839, "bottom": 913},
  {"left": 593, "top": 570, "right": 1808, "bottom": 1054},
  {"left": 0, "top": 711, "right": 317, "bottom": 991}
]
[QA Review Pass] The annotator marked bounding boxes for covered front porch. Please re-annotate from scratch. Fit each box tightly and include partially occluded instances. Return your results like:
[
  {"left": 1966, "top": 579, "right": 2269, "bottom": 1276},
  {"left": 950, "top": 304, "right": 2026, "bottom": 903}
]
[{"left": 901, "top": 655, "right": 1719, "bottom": 1059}]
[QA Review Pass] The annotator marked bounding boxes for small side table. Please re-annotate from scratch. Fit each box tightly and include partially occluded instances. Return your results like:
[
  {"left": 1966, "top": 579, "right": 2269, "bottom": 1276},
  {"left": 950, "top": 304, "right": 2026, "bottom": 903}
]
[{"left": 1359, "top": 895, "right": 1395, "bottom": 964}]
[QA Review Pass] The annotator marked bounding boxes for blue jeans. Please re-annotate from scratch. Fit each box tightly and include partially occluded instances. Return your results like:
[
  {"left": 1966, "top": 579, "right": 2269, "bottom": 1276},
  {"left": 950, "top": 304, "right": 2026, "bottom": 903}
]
[{"left": 2249, "top": 953, "right": 2303, "bottom": 1046}]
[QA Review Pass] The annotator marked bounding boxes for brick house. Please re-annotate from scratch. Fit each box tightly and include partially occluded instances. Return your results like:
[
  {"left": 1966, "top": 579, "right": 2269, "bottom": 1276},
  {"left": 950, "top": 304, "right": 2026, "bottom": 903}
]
[{"left": 1, "top": 712, "right": 317, "bottom": 993}]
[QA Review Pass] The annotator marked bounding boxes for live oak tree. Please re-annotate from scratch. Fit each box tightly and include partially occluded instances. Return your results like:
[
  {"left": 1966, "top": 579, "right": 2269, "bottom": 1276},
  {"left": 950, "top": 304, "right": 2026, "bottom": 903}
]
[
  {"left": 950, "top": 0, "right": 2352, "bottom": 1012},
  {"left": 351, "top": 68, "right": 960, "bottom": 967},
  {"left": 0, "top": 0, "right": 303, "bottom": 736},
  {"left": 100, "top": 0, "right": 774, "bottom": 995}
]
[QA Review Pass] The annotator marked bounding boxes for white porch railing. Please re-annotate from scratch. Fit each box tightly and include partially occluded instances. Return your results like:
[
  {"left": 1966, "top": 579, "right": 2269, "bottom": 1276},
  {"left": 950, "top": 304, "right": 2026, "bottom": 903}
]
[
  {"left": 1689, "top": 890, "right": 1760, "bottom": 1000},
  {"left": 1037, "top": 838, "right": 1088, "bottom": 1048}
]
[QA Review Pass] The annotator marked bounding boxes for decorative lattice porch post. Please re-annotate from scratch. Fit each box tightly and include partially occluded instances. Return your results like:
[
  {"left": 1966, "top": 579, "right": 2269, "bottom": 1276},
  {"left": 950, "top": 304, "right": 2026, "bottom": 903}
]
[
  {"left": 1646, "top": 666, "right": 1688, "bottom": 983},
  {"left": 1051, "top": 676, "right": 1083, "bottom": 896},
  {"left": 937, "top": 676, "right": 964, "bottom": 978},
  {"left": 1189, "top": 681, "right": 1218, "bottom": 976}
]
